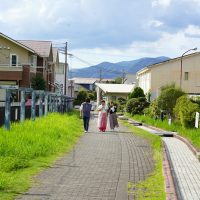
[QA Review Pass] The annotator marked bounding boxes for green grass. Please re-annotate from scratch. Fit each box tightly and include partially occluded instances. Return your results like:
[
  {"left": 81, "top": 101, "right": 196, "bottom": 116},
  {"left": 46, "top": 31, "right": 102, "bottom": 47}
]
[
  {"left": 128, "top": 114, "right": 200, "bottom": 151},
  {"left": 121, "top": 120, "right": 166, "bottom": 200},
  {"left": 0, "top": 111, "right": 83, "bottom": 200}
]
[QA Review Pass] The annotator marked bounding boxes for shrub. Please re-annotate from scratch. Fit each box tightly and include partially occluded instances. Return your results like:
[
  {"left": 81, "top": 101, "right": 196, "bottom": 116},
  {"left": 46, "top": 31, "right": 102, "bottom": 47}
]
[
  {"left": 126, "top": 97, "right": 149, "bottom": 115},
  {"left": 117, "top": 97, "right": 127, "bottom": 112},
  {"left": 157, "top": 87, "right": 185, "bottom": 115},
  {"left": 146, "top": 99, "right": 160, "bottom": 118},
  {"left": 174, "top": 95, "right": 200, "bottom": 128}
]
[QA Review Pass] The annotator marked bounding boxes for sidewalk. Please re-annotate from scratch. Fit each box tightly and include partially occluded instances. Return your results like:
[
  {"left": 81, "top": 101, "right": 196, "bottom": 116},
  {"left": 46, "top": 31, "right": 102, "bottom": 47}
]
[
  {"left": 134, "top": 123, "right": 200, "bottom": 200},
  {"left": 17, "top": 116, "right": 155, "bottom": 200}
]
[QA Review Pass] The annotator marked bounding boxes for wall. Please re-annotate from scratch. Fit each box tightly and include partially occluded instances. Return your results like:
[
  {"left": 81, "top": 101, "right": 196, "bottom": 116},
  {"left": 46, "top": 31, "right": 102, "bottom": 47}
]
[
  {"left": 0, "top": 36, "right": 31, "bottom": 66},
  {"left": 151, "top": 53, "right": 200, "bottom": 97}
]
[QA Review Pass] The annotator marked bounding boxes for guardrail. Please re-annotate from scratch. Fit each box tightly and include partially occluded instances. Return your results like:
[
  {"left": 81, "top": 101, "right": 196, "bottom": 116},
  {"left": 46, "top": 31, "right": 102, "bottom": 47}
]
[{"left": 0, "top": 86, "right": 73, "bottom": 130}]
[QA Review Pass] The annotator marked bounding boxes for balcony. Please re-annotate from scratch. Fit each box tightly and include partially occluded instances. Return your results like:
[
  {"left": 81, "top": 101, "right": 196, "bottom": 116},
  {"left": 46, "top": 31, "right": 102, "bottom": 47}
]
[{"left": 0, "top": 64, "right": 23, "bottom": 71}]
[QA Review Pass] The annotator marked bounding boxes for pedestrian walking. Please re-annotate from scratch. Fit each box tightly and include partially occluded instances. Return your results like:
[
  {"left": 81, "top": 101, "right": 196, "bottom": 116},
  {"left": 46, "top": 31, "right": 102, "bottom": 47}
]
[
  {"left": 97, "top": 100, "right": 108, "bottom": 132},
  {"left": 80, "top": 98, "right": 92, "bottom": 133},
  {"left": 108, "top": 102, "right": 119, "bottom": 131}
]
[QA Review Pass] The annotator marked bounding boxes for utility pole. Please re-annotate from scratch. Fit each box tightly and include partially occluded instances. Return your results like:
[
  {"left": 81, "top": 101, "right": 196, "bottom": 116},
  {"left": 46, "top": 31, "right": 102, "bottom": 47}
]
[
  {"left": 99, "top": 68, "right": 102, "bottom": 83},
  {"left": 64, "top": 42, "right": 68, "bottom": 95},
  {"left": 122, "top": 69, "right": 126, "bottom": 83}
]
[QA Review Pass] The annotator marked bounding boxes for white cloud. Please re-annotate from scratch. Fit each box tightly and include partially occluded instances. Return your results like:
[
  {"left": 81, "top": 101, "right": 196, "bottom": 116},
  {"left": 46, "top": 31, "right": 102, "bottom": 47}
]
[
  {"left": 67, "top": 31, "right": 200, "bottom": 68},
  {"left": 148, "top": 20, "right": 164, "bottom": 28},
  {"left": 185, "top": 25, "right": 200, "bottom": 36},
  {"left": 152, "top": 0, "right": 171, "bottom": 7}
]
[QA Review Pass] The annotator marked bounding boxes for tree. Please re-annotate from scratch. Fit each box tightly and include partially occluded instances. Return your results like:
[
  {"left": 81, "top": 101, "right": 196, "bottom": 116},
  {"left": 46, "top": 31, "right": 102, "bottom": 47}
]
[
  {"left": 31, "top": 75, "right": 46, "bottom": 90},
  {"left": 74, "top": 90, "right": 88, "bottom": 105},
  {"left": 115, "top": 77, "right": 122, "bottom": 84},
  {"left": 129, "top": 87, "right": 145, "bottom": 99},
  {"left": 157, "top": 87, "right": 185, "bottom": 115}
]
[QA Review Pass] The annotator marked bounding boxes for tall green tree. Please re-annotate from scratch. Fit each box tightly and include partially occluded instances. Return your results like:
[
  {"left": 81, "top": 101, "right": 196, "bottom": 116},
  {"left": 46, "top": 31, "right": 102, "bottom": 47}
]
[
  {"left": 129, "top": 87, "right": 145, "bottom": 99},
  {"left": 31, "top": 75, "right": 46, "bottom": 90}
]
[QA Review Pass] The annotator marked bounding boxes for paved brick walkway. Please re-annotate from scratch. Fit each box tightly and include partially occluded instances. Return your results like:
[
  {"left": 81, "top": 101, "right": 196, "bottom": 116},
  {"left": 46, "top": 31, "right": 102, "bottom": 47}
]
[
  {"left": 136, "top": 123, "right": 200, "bottom": 200},
  {"left": 17, "top": 116, "right": 154, "bottom": 200},
  {"left": 163, "top": 138, "right": 200, "bottom": 200}
]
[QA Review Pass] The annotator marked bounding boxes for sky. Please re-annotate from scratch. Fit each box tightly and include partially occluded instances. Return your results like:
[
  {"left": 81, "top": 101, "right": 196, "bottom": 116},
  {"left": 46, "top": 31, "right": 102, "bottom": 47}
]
[{"left": 1, "top": 0, "right": 200, "bottom": 69}]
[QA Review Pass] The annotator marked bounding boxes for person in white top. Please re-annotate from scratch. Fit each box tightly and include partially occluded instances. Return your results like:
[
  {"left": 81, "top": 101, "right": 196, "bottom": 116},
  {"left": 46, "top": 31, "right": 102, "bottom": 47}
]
[{"left": 97, "top": 100, "right": 108, "bottom": 132}]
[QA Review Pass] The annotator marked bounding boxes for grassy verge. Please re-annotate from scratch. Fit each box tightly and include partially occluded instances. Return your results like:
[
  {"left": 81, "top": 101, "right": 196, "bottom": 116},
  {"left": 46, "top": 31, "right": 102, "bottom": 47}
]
[
  {"left": 121, "top": 120, "right": 166, "bottom": 200},
  {"left": 128, "top": 114, "right": 200, "bottom": 150},
  {"left": 0, "top": 111, "right": 83, "bottom": 200}
]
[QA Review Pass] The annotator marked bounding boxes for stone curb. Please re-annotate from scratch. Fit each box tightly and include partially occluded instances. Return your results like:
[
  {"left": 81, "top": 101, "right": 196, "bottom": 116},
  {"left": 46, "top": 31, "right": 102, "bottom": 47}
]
[{"left": 162, "top": 141, "right": 178, "bottom": 200}]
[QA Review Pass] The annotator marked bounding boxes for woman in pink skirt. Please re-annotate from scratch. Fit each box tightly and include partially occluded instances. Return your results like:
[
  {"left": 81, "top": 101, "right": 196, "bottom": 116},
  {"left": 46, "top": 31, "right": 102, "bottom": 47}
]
[{"left": 97, "top": 100, "right": 108, "bottom": 132}]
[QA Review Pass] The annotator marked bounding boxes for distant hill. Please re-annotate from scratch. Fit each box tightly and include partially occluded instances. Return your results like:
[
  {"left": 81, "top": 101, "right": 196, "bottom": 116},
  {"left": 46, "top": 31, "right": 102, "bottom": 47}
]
[{"left": 70, "top": 56, "right": 170, "bottom": 79}]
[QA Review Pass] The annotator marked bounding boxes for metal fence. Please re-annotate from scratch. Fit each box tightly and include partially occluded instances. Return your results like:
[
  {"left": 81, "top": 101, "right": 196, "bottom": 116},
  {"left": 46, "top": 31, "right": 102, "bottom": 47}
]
[{"left": 0, "top": 86, "right": 73, "bottom": 130}]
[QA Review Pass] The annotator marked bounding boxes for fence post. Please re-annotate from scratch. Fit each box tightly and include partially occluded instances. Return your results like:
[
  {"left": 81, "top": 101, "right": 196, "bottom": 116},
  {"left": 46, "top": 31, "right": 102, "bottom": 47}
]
[
  {"left": 31, "top": 91, "right": 36, "bottom": 120},
  {"left": 39, "top": 92, "right": 43, "bottom": 117},
  {"left": 4, "top": 89, "right": 11, "bottom": 130},
  {"left": 20, "top": 90, "right": 25, "bottom": 122},
  {"left": 45, "top": 93, "right": 48, "bottom": 115}
]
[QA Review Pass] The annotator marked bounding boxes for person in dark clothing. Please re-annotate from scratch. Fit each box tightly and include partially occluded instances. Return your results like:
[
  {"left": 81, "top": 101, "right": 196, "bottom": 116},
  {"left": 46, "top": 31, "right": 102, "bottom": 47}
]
[
  {"left": 108, "top": 102, "right": 119, "bottom": 131},
  {"left": 80, "top": 98, "right": 92, "bottom": 133}
]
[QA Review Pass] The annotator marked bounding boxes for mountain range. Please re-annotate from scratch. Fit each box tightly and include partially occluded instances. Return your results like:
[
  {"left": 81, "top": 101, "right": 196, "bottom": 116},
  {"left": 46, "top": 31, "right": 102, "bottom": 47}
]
[{"left": 70, "top": 56, "right": 170, "bottom": 79}]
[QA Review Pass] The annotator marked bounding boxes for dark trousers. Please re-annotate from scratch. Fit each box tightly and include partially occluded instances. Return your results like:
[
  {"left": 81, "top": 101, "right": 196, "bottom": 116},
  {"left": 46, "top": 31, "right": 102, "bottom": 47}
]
[{"left": 83, "top": 116, "right": 90, "bottom": 131}]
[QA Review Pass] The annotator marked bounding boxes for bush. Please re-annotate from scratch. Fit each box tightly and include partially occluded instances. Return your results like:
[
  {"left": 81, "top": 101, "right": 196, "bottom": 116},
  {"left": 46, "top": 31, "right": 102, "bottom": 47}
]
[
  {"left": 126, "top": 97, "right": 149, "bottom": 115},
  {"left": 146, "top": 99, "right": 160, "bottom": 118},
  {"left": 117, "top": 97, "right": 127, "bottom": 112},
  {"left": 128, "top": 87, "right": 145, "bottom": 99},
  {"left": 174, "top": 95, "right": 200, "bottom": 128},
  {"left": 157, "top": 87, "right": 185, "bottom": 115}
]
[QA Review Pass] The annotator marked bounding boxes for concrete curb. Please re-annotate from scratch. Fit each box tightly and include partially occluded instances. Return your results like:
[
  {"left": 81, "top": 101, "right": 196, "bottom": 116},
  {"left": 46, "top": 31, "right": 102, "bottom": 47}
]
[{"left": 162, "top": 141, "right": 178, "bottom": 200}]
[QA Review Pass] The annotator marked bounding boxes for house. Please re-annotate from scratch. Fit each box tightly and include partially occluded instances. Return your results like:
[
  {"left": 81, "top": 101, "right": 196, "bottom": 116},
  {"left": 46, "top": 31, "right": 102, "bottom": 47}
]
[
  {"left": 18, "top": 40, "right": 54, "bottom": 91},
  {"left": 0, "top": 32, "right": 37, "bottom": 100},
  {"left": 137, "top": 52, "right": 200, "bottom": 100},
  {"left": 70, "top": 77, "right": 97, "bottom": 97},
  {"left": 95, "top": 83, "right": 135, "bottom": 105}
]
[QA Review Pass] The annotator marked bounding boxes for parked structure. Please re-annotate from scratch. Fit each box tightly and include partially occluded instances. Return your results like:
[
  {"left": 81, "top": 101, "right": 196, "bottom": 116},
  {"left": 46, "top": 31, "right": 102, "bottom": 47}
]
[
  {"left": 137, "top": 52, "right": 200, "bottom": 100},
  {"left": 95, "top": 83, "right": 135, "bottom": 105}
]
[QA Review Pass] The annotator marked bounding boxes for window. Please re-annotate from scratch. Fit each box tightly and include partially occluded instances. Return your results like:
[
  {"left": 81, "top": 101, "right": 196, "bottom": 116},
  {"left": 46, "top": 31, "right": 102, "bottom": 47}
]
[
  {"left": 184, "top": 72, "right": 189, "bottom": 80},
  {"left": 10, "top": 54, "right": 18, "bottom": 66},
  {"left": 30, "top": 55, "right": 37, "bottom": 67}
]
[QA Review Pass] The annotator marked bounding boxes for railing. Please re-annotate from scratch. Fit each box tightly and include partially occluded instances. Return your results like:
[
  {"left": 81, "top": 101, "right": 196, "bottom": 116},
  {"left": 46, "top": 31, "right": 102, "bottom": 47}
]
[{"left": 0, "top": 86, "right": 74, "bottom": 130}]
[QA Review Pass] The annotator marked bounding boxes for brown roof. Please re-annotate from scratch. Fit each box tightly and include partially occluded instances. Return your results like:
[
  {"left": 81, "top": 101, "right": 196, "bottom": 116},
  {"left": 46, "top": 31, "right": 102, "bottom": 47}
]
[
  {"left": 0, "top": 32, "right": 35, "bottom": 53},
  {"left": 18, "top": 40, "right": 52, "bottom": 57}
]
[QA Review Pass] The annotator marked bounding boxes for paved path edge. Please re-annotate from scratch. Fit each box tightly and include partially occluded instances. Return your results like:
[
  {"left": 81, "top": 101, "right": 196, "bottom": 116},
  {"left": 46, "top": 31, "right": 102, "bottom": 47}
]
[
  {"left": 174, "top": 135, "right": 200, "bottom": 161},
  {"left": 162, "top": 141, "right": 178, "bottom": 200}
]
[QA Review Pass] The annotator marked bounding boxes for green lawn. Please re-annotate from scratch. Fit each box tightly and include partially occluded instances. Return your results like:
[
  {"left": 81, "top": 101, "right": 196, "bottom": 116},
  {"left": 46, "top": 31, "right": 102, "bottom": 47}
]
[
  {"left": 121, "top": 120, "right": 166, "bottom": 200},
  {"left": 0, "top": 112, "right": 83, "bottom": 200},
  {"left": 129, "top": 114, "right": 200, "bottom": 151}
]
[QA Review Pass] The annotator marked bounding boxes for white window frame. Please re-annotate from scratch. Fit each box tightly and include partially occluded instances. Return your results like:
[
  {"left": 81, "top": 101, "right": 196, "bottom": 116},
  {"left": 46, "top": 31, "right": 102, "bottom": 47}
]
[{"left": 10, "top": 54, "right": 18, "bottom": 67}]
